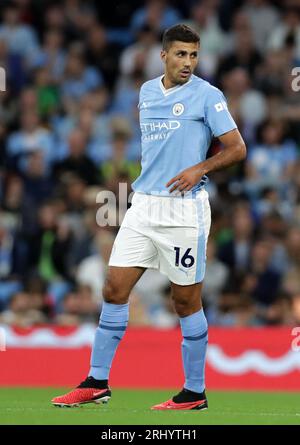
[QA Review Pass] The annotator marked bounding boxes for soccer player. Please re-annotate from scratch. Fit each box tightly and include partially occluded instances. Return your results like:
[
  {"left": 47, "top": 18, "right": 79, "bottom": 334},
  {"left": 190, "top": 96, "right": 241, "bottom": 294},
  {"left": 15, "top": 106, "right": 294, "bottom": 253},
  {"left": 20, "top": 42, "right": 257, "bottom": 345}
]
[{"left": 52, "top": 24, "right": 246, "bottom": 410}]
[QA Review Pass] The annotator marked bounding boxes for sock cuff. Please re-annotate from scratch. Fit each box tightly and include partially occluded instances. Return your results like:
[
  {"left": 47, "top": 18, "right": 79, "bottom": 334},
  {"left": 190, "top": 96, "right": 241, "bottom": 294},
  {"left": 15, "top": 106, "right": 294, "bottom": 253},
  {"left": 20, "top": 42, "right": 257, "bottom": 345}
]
[
  {"left": 100, "top": 301, "right": 129, "bottom": 323},
  {"left": 179, "top": 308, "right": 208, "bottom": 337}
]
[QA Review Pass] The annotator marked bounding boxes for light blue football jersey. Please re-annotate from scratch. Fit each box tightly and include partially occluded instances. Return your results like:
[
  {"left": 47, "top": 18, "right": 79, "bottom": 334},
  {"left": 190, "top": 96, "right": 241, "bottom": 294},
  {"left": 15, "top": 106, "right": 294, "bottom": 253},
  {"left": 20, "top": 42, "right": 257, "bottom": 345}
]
[{"left": 132, "top": 74, "right": 237, "bottom": 197}]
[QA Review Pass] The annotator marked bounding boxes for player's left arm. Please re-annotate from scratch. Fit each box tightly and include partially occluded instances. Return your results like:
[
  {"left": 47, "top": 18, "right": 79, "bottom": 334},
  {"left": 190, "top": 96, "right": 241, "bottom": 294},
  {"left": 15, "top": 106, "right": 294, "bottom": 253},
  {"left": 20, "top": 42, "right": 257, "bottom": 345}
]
[{"left": 166, "top": 128, "right": 246, "bottom": 193}]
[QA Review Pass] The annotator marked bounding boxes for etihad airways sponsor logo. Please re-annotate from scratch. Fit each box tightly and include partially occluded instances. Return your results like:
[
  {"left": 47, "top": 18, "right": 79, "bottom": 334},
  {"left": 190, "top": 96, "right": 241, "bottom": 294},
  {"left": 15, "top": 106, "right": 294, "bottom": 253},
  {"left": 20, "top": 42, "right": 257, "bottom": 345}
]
[
  {"left": 140, "top": 120, "right": 181, "bottom": 133},
  {"left": 140, "top": 120, "right": 181, "bottom": 143}
]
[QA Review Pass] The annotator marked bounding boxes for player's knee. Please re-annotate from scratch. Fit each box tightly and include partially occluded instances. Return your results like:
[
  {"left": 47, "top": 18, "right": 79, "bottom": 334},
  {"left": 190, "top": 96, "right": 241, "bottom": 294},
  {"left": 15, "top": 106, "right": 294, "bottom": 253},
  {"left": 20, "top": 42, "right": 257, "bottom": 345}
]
[
  {"left": 173, "top": 300, "right": 191, "bottom": 317},
  {"left": 172, "top": 293, "right": 188, "bottom": 312},
  {"left": 102, "top": 279, "right": 129, "bottom": 304},
  {"left": 172, "top": 294, "right": 200, "bottom": 317}
]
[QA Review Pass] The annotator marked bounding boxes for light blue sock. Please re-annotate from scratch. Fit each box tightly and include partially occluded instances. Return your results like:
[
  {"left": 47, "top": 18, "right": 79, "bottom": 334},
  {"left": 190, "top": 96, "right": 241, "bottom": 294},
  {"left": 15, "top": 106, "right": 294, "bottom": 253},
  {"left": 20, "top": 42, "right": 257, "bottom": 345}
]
[
  {"left": 179, "top": 308, "right": 208, "bottom": 393},
  {"left": 89, "top": 301, "right": 129, "bottom": 380}
]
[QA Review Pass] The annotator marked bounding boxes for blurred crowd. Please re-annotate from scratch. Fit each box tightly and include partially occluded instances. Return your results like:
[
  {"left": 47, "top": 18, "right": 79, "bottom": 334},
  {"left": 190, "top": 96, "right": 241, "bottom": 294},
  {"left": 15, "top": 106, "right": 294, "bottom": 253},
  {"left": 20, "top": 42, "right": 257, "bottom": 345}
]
[{"left": 0, "top": 0, "right": 300, "bottom": 328}]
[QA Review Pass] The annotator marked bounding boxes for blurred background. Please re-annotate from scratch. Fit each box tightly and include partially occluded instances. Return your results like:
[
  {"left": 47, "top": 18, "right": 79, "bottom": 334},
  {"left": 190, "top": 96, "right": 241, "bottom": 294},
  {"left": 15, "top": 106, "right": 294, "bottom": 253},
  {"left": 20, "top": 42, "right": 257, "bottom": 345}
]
[{"left": 0, "top": 0, "right": 300, "bottom": 332}]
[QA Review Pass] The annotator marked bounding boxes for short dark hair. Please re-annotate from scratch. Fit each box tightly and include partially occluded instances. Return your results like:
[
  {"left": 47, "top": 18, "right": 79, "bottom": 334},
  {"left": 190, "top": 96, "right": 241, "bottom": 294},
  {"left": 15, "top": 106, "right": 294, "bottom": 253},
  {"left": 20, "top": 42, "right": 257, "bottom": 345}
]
[{"left": 162, "top": 24, "right": 200, "bottom": 51}]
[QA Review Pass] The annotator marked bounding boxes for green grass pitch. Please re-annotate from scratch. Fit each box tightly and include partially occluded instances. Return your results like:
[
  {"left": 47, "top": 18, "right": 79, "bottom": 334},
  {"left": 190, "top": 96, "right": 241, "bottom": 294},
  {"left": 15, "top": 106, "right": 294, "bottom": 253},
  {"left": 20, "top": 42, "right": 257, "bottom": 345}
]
[{"left": 0, "top": 388, "right": 299, "bottom": 425}]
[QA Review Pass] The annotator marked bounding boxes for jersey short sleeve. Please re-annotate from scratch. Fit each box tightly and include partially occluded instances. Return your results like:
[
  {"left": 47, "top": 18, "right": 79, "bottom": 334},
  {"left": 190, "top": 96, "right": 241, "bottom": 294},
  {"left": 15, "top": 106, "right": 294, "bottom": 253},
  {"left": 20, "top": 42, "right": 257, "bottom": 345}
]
[
  {"left": 204, "top": 86, "right": 237, "bottom": 137},
  {"left": 137, "top": 86, "right": 142, "bottom": 110},
  {"left": 137, "top": 83, "right": 147, "bottom": 110}
]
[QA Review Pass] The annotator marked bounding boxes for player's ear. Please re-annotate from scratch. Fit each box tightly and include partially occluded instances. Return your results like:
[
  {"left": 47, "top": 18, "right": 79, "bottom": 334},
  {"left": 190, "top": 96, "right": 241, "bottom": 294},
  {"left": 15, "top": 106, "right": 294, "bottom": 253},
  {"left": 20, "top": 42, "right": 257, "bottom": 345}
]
[{"left": 160, "top": 50, "right": 167, "bottom": 64}]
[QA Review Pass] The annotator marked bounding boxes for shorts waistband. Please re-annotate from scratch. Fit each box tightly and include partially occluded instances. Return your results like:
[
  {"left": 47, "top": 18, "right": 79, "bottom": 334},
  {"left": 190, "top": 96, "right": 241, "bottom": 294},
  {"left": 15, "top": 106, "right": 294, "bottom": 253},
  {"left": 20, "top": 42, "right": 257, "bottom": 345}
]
[{"left": 134, "top": 189, "right": 208, "bottom": 200}]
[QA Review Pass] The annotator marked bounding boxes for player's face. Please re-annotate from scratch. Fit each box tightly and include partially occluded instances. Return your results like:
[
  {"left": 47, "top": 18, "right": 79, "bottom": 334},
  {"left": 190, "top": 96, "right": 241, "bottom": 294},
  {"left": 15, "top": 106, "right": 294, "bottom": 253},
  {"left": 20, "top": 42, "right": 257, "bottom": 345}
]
[{"left": 161, "top": 41, "right": 199, "bottom": 87}]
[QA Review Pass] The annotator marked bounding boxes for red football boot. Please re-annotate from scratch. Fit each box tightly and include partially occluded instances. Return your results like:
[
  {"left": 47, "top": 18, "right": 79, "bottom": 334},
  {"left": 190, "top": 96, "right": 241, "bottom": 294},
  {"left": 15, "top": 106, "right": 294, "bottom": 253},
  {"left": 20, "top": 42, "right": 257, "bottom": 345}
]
[
  {"left": 151, "top": 388, "right": 208, "bottom": 411},
  {"left": 51, "top": 377, "right": 111, "bottom": 408}
]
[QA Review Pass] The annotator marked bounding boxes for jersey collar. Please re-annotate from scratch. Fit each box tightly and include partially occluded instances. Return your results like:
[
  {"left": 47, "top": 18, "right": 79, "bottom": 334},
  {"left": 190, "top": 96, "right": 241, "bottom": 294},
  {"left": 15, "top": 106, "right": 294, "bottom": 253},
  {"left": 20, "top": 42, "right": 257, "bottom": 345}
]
[{"left": 159, "top": 75, "right": 193, "bottom": 97}]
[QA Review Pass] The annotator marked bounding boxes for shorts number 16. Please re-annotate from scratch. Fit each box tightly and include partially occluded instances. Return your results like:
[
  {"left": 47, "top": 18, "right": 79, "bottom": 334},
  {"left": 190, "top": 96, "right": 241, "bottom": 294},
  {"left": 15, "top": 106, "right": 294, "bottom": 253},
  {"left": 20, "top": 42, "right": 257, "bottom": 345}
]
[{"left": 174, "top": 247, "right": 195, "bottom": 268}]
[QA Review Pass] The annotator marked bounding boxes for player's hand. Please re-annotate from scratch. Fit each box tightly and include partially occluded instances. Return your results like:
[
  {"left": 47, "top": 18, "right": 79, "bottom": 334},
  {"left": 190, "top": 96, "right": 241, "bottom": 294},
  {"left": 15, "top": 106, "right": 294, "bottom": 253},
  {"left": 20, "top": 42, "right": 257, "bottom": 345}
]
[{"left": 166, "top": 165, "right": 206, "bottom": 194}]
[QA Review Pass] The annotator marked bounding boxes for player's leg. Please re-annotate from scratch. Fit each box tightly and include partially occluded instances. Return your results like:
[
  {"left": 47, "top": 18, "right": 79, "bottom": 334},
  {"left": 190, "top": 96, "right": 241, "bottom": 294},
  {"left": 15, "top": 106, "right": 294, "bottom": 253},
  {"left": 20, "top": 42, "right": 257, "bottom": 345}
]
[
  {"left": 89, "top": 266, "right": 146, "bottom": 380},
  {"left": 51, "top": 266, "right": 145, "bottom": 407},
  {"left": 170, "top": 281, "right": 203, "bottom": 317},
  {"left": 51, "top": 210, "right": 158, "bottom": 407},
  {"left": 152, "top": 282, "right": 208, "bottom": 411},
  {"left": 172, "top": 281, "right": 208, "bottom": 400}
]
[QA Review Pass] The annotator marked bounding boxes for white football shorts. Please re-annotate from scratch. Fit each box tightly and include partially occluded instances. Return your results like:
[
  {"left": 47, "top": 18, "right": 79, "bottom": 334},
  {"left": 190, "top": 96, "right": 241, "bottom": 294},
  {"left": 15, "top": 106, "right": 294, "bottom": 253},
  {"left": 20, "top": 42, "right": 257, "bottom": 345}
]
[{"left": 109, "top": 190, "right": 211, "bottom": 285}]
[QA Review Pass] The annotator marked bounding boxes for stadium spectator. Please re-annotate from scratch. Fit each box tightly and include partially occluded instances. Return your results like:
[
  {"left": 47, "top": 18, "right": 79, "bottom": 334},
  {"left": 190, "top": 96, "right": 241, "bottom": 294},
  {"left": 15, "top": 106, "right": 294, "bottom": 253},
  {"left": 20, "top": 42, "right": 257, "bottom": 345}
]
[
  {"left": 76, "top": 230, "right": 115, "bottom": 302},
  {"left": 0, "top": 291, "right": 47, "bottom": 326},
  {"left": 6, "top": 111, "right": 55, "bottom": 173},
  {"left": 53, "top": 129, "right": 100, "bottom": 186},
  {"left": 248, "top": 238, "right": 282, "bottom": 313},
  {"left": 202, "top": 238, "right": 229, "bottom": 311},
  {"left": 0, "top": 2, "right": 39, "bottom": 63},
  {"left": 0, "top": 38, "right": 27, "bottom": 93},
  {"left": 119, "top": 25, "right": 162, "bottom": 81},
  {"left": 208, "top": 286, "right": 260, "bottom": 326},
  {"left": 100, "top": 122, "right": 141, "bottom": 192},
  {"left": 224, "top": 10, "right": 252, "bottom": 54},
  {"left": 255, "top": 49, "right": 287, "bottom": 96},
  {"left": 33, "top": 67, "right": 60, "bottom": 119},
  {"left": 242, "top": 0, "right": 280, "bottom": 53},
  {"left": 54, "top": 291, "right": 81, "bottom": 325},
  {"left": 133, "top": 270, "right": 171, "bottom": 326},
  {"left": 245, "top": 119, "right": 298, "bottom": 201},
  {"left": 220, "top": 67, "right": 267, "bottom": 143},
  {"left": 268, "top": 6, "right": 300, "bottom": 59},
  {"left": 62, "top": 174, "right": 88, "bottom": 216},
  {"left": 85, "top": 24, "right": 122, "bottom": 92},
  {"left": 111, "top": 70, "right": 144, "bottom": 160},
  {"left": 27, "top": 202, "right": 73, "bottom": 282},
  {"left": 130, "top": 0, "right": 182, "bottom": 35},
  {"left": 30, "top": 28, "right": 66, "bottom": 83},
  {"left": 218, "top": 202, "right": 254, "bottom": 274},
  {"left": 253, "top": 187, "right": 295, "bottom": 222},
  {"left": 21, "top": 150, "right": 53, "bottom": 207},
  {"left": 60, "top": 48, "right": 103, "bottom": 103},
  {"left": 18, "top": 86, "right": 38, "bottom": 114},
  {"left": 24, "top": 275, "right": 54, "bottom": 321},
  {"left": 52, "top": 88, "right": 110, "bottom": 156},
  {"left": 216, "top": 26, "right": 262, "bottom": 82},
  {"left": 76, "top": 284, "right": 99, "bottom": 323},
  {"left": 54, "top": 285, "right": 99, "bottom": 325},
  {"left": 260, "top": 292, "right": 293, "bottom": 325},
  {"left": 63, "top": 0, "right": 98, "bottom": 40}
]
